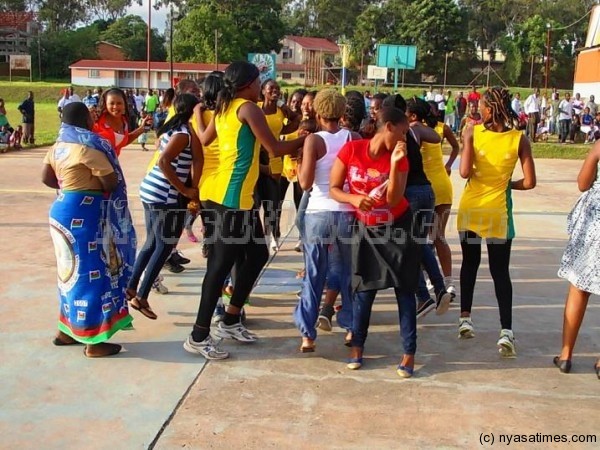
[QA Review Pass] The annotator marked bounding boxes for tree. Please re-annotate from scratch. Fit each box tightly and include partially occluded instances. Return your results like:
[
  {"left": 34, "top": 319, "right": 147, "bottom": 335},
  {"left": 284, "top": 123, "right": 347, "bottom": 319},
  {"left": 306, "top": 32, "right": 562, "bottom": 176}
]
[
  {"left": 0, "top": 0, "right": 28, "bottom": 11},
  {"left": 31, "top": 25, "right": 100, "bottom": 79},
  {"left": 87, "top": 0, "right": 132, "bottom": 21},
  {"left": 172, "top": 0, "right": 285, "bottom": 63},
  {"left": 101, "top": 15, "right": 166, "bottom": 61},
  {"left": 36, "top": 0, "right": 87, "bottom": 31}
]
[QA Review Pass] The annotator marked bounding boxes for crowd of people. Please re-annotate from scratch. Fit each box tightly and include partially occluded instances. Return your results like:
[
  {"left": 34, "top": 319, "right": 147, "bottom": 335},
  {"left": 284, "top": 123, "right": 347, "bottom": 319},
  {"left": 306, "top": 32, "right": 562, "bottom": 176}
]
[{"left": 41, "top": 65, "right": 599, "bottom": 380}]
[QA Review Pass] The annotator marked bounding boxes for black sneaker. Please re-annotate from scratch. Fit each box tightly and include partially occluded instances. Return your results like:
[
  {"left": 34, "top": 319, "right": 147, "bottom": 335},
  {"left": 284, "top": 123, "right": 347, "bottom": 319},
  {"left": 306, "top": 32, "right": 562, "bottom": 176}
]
[
  {"left": 164, "top": 260, "right": 185, "bottom": 273},
  {"left": 317, "top": 304, "right": 335, "bottom": 331},
  {"left": 435, "top": 290, "right": 452, "bottom": 316},
  {"left": 416, "top": 298, "right": 436, "bottom": 320},
  {"left": 170, "top": 251, "right": 190, "bottom": 265}
]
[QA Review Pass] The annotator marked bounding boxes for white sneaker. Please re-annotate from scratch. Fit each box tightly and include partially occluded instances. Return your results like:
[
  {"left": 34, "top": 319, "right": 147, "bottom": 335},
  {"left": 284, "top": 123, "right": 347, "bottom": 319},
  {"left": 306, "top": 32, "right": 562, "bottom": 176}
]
[
  {"left": 458, "top": 317, "right": 475, "bottom": 339},
  {"left": 183, "top": 335, "right": 229, "bottom": 360},
  {"left": 444, "top": 277, "right": 456, "bottom": 300},
  {"left": 497, "top": 329, "right": 517, "bottom": 358},
  {"left": 152, "top": 275, "right": 168, "bottom": 294},
  {"left": 270, "top": 238, "right": 279, "bottom": 252},
  {"left": 294, "top": 240, "right": 302, "bottom": 252},
  {"left": 214, "top": 321, "right": 257, "bottom": 343}
]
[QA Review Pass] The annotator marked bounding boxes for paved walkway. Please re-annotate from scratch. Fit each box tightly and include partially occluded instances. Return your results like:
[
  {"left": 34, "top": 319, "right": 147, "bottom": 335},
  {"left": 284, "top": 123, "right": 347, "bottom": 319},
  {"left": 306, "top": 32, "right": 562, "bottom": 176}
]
[{"left": 0, "top": 146, "right": 598, "bottom": 449}]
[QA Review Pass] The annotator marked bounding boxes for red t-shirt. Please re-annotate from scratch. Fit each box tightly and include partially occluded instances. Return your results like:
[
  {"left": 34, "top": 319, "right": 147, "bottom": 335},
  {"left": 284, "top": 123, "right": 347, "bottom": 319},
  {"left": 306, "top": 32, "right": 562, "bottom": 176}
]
[
  {"left": 467, "top": 91, "right": 481, "bottom": 106},
  {"left": 337, "top": 139, "right": 410, "bottom": 226}
]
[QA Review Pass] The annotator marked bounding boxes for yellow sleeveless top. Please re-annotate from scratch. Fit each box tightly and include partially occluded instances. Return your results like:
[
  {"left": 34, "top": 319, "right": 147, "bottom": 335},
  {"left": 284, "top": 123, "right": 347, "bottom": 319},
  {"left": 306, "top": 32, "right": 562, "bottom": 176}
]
[
  {"left": 282, "top": 130, "right": 299, "bottom": 181},
  {"left": 420, "top": 122, "right": 453, "bottom": 205},
  {"left": 198, "top": 109, "right": 219, "bottom": 201},
  {"left": 258, "top": 102, "right": 285, "bottom": 175},
  {"left": 204, "top": 98, "right": 260, "bottom": 210},
  {"left": 457, "top": 124, "right": 522, "bottom": 239}
]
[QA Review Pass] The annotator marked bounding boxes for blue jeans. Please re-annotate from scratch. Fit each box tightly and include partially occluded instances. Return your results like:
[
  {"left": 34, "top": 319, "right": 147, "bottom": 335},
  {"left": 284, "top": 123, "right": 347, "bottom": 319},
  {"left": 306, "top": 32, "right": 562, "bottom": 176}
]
[
  {"left": 295, "top": 190, "right": 310, "bottom": 238},
  {"left": 293, "top": 211, "right": 354, "bottom": 339},
  {"left": 326, "top": 242, "right": 352, "bottom": 329},
  {"left": 404, "top": 184, "right": 445, "bottom": 301},
  {"left": 128, "top": 202, "right": 186, "bottom": 299},
  {"left": 352, "top": 287, "right": 417, "bottom": 354}
]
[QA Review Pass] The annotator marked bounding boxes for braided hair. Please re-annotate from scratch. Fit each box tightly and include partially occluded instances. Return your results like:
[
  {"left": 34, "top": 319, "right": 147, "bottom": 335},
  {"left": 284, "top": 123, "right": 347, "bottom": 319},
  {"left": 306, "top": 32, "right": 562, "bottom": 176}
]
[
  {"left": 342, "top": 90, "right": 367, "bottom": 132},
  {"left": 406, "top": 97, "right": 437, "bottom": 128},
  {"left": 202, "top": 71, "right": 224, "bottom": 111},
  {"left": 482, "top": 87, "right": 519, "bottom": 130},
  {"left": 215, "top": 61, "right": 259, "bottom": 116},
  {"left": 156, "top": 93, "right": 199, "bottom": 138}
]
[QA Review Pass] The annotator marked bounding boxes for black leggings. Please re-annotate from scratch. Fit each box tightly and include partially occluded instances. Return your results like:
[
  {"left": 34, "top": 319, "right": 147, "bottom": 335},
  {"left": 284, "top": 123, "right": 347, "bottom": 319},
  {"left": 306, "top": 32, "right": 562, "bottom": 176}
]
[
  {"left": 459, "top": 231, "right": 513, "bottom": 329},
  {"left": 194, "top": 201, "right": 269, "bottom": 329},
  {"left": 256, "top": 174, "right": 281, "bottom": 239}
]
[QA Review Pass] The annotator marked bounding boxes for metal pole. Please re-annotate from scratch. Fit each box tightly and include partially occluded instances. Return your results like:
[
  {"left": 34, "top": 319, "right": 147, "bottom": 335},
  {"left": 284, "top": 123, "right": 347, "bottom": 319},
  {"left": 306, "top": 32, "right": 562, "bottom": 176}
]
[
  {"left": 214, "top": 29, "right": 218, "bottom": 69},
  {"left": 529, "top": 54, "right": 534, "bottom": 89},
  {"left": 545, "top": 25, "right": 551, "bottom": 93},
  {"left": 401, "top": 69, "right": 405, "bottom": 88},
  {"left": 169, "top": 4, "right": 174, "bottom": 88},
  {"left": 147, "top": 0, "right": 151, "bottom": 90},
  {"left": 443, "top": 52, "right": 449, "bottom": 90},
  {"left": 486, "top": 56, "right": 491, "bottom": 87}
]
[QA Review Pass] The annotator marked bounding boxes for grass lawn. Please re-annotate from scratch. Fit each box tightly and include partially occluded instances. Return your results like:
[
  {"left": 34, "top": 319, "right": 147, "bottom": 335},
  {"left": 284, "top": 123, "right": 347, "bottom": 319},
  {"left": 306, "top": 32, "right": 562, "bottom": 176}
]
[{"left": 4, "top": 102, "right": 61, "bottom": 147}]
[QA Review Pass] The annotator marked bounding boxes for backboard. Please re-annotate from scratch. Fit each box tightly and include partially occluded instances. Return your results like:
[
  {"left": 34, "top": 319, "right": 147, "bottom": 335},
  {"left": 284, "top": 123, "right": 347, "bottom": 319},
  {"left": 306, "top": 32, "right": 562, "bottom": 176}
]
[{"left": 376, "top": 44, "right": 417, "bottom": 70}]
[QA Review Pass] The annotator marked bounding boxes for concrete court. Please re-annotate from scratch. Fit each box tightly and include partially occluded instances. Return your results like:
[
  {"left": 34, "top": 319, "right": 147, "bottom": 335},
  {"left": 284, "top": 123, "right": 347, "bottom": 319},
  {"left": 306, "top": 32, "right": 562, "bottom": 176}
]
[{"left": 0, "top": 145, "right": 598, "bottom": 449}]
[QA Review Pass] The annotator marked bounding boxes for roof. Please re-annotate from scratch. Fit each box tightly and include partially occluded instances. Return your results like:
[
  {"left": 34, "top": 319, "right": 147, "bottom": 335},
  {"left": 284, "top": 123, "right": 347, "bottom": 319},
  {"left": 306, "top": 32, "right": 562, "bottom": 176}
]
[
  {"left": 69, "top": 59, "right": 230, "bottom": 72},
  {"left": 70, "top": 59, "right": 305, "bottom": 73},
  {"left": 285, "top": 36, "right": 339, "bottom": 53}
]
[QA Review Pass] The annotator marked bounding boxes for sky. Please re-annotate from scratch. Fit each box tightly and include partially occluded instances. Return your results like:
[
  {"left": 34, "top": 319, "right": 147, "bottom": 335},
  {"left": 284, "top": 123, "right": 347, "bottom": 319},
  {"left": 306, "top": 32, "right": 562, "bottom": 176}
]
[{"left": 126, "top": 0, "right": 168, "bottom": 33}]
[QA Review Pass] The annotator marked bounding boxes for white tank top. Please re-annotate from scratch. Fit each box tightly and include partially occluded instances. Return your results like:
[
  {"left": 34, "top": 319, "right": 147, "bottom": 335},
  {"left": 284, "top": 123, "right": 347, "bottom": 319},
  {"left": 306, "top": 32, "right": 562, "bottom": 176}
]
[{"left": 306, "top": 128, "right": 353, "bottom": 212}]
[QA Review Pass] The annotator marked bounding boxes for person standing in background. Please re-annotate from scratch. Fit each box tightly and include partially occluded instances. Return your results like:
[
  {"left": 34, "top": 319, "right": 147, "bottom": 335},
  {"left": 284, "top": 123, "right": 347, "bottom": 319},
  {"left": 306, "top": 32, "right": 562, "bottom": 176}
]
[
  {"left": 511, "top": 92, "right": 522, "bottom": 116},
  {"left": 83, "top": 89, "right": 98, "bottom": 108},
  {"left": 134, "top": 89, "right": 145, "bottom": 116},
  {"left": 550, "top": 92, "right": 560, "bottom": 135},
  {"left": 585, "top": 95, "right": 598, "bottom": 117},
  {"left": 434, "top": 88, "right": 446, "bottom": 121},
  {"left": 467, "top": 86, "right": 481, "bottom": 107},
  {"left": 558, "top": 93, "right": 573, "bottom": 144},
  {"left": 524, "top": 88, "right": 541, "bottom": 143},
  {"left": 18, "top": 91, "right": 35, "bottom": 145},
  {"left": 444, "top": 90, "right": 456, "bottom": 132},
  {"left": 456, "top": 91, "right": 467, "bottom": 132},
  {"left": 572, "top": 93, "right": 584, "bottom": 117}
]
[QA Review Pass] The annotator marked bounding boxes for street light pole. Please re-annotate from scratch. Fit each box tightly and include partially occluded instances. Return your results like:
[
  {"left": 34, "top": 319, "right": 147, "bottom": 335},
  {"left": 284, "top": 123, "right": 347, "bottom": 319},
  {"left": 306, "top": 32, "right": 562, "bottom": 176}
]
[
  {"left": 146, "top": 0, "right": 151, "bottom": 90},
  {"left": 214, "top": 29, "right": 218, "bottom": 69},
  {"left": 545, "top": 23, "right": 551, "bottom": 94},
  {"left": 169, "top": 4, "right": 174, "bottom": 88}
]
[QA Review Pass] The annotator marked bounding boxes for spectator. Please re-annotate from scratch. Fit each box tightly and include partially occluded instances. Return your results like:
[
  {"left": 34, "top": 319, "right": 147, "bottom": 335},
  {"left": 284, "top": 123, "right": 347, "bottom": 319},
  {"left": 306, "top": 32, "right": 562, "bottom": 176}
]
[
  {"left": 68, "top": 86, "right": 81, "bottom": 103},
  {"left": 0, "top": 98, "right": 10, "bottom": 131},
  {"left": 572, "top": 93, "right": 584, "bottom": 116},
  {"left": 569, "top": 113, "right": 581, "bottom": 144},
  {"left": 550, "top": 92, "right": 560, "bottom": 135},
  {"left": 434, "top": 88, "right": 446, "bottom": 121},
  {"left": 363, "top": 90, "right": 371, "bottom": 115},
  {"left": 456, "top": 91, "right": 467, "bottom": 129},
  {"left": 134, "top": 89, "right": 145, "bottom": 115},
  {"left": 17, "top": 91, "right": 34, "bottom": 145},
  {"left": 580, "top": 107, "right": 594, "bottom": 142},
  {"left": 511, "top": 92, "right": 522, "bottom": 116},
  {"left": 524, "top": 88, "right": 541, "bottom": 142},
  {"left": 144, "top": 89, "right": 160, "bottom": 120},
  {"left": 425, "top": 85, "right": 434, "bottom": 101},
  {"left": 444, "top": 89, "right": 456, "bottom": 132},
  {"left": 0, "top": 124, "right": 10, "bottom": 151},
  {"left": 558, "top": 93, "right": 573, "bottom": 144},
  {"left": 92, "top": 87, "right": 102, "bottom": 102},
  {"left": 585, "top": 94, "right": 598, "bottom": 116},
  {"left": 10, "top": 124, "right": 22, "bottom": 149},
  {"left": 82, "top": 89, "right": 98, "bottom": 108},
  {"left": 57, "top": 89, "right": 76, "bottom": 118},
  {"left": 467, "top": 86, "right": 481, "bottom": 107}
]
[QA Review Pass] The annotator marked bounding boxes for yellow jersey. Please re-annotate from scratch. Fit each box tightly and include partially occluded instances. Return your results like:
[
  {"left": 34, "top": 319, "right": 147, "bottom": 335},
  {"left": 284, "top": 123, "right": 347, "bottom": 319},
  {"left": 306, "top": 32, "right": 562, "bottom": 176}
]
[
  {"left": 281, "top": 130, "right": 299, "bottom": 181},
  {"left": 204, "top": 98, "right": 260, "bottom": 210},
  {"left": 457, "top": 124, "right": 522, "bottom": 239},
  {"left": 421, "top": 122, "right": 453, "bottom": 206},
  {"left": 198, "top": 109, "right": 219, "bottom": 201},
  {"left": 258, "top": 102, "right": 285, "bottom": 175}
]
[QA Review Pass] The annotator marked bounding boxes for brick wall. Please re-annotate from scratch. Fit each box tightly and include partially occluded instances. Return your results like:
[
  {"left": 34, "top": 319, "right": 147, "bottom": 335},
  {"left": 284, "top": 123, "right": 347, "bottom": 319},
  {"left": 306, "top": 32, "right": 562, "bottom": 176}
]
[{"left": 97, "top": 42, "right": 125, "bottom": 61}]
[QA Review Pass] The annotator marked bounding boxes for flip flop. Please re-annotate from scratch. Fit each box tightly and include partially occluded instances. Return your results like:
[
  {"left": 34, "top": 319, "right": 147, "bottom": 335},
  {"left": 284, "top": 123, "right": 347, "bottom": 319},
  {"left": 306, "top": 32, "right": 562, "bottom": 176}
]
[
  {"left": 300, "top": 341, "right": 316, "bottom": 353},
  {"left": 52, "top": 337, "right": 83, "bottom": 346},
  {"left": 83, "top": 343, "right": 122, "bottom": 358},
  {"left": 130, "top": 297, "right": 158, "bottom": 320}
]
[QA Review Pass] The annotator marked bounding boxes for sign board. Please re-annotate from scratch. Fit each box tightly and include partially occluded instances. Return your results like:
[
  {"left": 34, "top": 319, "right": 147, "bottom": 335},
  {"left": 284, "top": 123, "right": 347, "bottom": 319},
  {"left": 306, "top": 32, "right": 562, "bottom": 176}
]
[
  {"left": 367, "top": 65, "right": 387, "bottom": 80},
  {"left": 248, "top": 53, "right": 277, "bottom": 83},
  {"left": 376, "top": 44, "right": 417, "bottom": 70},
  {"left": 10, "top": 54, "right": 31, "bottom": 70}
]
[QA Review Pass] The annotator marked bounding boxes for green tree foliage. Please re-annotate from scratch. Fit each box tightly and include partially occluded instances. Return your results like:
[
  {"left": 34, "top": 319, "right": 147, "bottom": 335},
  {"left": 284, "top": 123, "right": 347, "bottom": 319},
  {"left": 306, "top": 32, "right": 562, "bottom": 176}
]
[
  {"left": 172, "top": 0, "right": 285, "bottom": 63},
  {"left": 0, "top": 0, "right": 28, "bottom": 11},
  {"left": 101, "top": 15, "right": 167, "bottom": 61},
  {"left": 36, "top": 0, "right": 86, "bottom": 31},
  {"left": 87, "top": 0, "right": 132, "bottom": 21},
  {"left": 31, "top": 25, "right": 100, "bottom": 78}
]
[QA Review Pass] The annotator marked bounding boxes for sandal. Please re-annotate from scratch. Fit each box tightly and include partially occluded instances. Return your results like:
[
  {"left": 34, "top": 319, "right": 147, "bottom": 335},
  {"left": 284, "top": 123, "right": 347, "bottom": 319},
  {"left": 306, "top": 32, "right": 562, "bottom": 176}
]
[
  {"left": 300, "top": 338, "right": 315, "bottom": 353},
  {"left": 553, "top": 356, "right": 572, "bottom": 373},
  {"left": 52, "top": 331, "right": 83, "bottom": 346},
  {"left": 129, "top": 297, "right": 158, "bottom": 320},
  {"left": 125, "top": 288, "right": 137, "bottom": 302},
  {"left": 84, "top": 343, "right": 122, "bottom": 358}
]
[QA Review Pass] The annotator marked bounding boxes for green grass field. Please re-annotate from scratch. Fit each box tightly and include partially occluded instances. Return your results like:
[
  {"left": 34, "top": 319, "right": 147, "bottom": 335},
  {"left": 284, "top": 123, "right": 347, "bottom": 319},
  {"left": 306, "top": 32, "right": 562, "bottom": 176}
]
[{"left": 0, "top": 81, "right": 593, "bottom": 157}]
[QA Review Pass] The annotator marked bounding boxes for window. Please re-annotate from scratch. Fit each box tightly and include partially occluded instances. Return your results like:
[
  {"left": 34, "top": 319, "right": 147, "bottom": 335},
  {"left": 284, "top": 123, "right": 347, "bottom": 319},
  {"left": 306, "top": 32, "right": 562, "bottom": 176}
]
[
  {"left": 282, "top": 72, "right": 292, "bottom": 80},
  {"left": 282, "top": 47, "right": 292, "bottom": 60},
  {"left": 89, "top": 69, "right": 100, "bottom": 78},
  {"left": 299, "top": 73, "right": 305, "bottom": 79}
]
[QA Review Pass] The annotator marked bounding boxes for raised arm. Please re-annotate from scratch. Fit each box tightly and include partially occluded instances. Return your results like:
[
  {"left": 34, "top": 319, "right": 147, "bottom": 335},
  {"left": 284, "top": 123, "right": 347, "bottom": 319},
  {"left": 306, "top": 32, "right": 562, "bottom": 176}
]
[
  {"left": 238, "top": 101, "right": 305, "bottom": 158},
  {"left": 409, "top": 121, "right": 441, "bottom": 146}
]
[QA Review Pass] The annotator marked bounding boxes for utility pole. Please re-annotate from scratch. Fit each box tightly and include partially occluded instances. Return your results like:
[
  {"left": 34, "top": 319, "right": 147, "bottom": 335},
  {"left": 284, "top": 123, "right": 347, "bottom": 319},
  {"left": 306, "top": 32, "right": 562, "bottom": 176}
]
[{"left": 146, "top": 0, "right": 152, "bottom": 90}]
